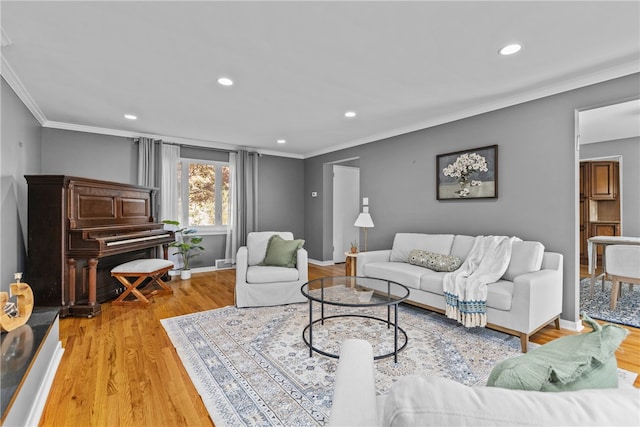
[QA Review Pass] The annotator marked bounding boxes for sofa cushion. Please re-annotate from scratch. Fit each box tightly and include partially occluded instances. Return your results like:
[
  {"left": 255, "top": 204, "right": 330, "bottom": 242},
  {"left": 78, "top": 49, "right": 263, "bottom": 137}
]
[
  {"left": 390, "top": 233, "right": 455, "bottom": 263},
  {"left": 486, "top": 280, "right": 514, "bottom": 311},
  {"left": 487, "top": 315, "right": 628, "bottom": 391},
  {"left": 260, "top": 234, "right": 304, "bottom": 267},
  {"left": 502, "top": 241, "right": 545, "bottom": 281},
  {"left": 246, "top": 265, "right": 299, "bottom": 283},
  {"left": 363, "top": 262, "right": 425, "bottom": 290},
  {"left": 381, "top": 374, "right": 640, "bottom": 427},
  {"left": 247, "top": 231, "right": 294, "bottom": 266},
  {"left": 450, "top": 234, "right": 476, "bottom": 261},
  {"left": 408, "top": 249, "right": 462, "bottom": 272},
  {"left": 419, "top": 270, "right": 448, "bottom": 295}
]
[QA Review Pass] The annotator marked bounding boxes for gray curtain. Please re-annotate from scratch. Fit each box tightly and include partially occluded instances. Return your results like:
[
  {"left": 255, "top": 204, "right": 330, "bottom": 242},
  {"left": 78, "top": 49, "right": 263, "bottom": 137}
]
[
  {"left": 137, "top": 137, "right": 163, "bottom": 220},
  {"left": 225, "top": 149, "right": 259, "bottom": 263}
]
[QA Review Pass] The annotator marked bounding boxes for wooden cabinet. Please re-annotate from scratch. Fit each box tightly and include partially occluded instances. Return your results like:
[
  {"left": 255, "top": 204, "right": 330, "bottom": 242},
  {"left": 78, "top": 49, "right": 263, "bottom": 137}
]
[
  {"left": 579, "top": 160, "right": 620, "bottom": 263},
  {"left": 589, "top": 161, "right": 618, "bottom": 200}
]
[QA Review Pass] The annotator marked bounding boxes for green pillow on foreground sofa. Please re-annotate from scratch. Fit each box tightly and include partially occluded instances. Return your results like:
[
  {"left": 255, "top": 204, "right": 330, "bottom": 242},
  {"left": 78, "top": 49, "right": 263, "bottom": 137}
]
[{"left": 329, "top": 339, "right": 639, "bottom": 427}]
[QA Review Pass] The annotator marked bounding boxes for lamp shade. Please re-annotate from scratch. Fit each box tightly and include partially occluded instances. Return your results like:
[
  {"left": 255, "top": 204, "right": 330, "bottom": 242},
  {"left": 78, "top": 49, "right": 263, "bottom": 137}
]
[{"left": 354, "top": 212, "right": 374, "bottom": 228}]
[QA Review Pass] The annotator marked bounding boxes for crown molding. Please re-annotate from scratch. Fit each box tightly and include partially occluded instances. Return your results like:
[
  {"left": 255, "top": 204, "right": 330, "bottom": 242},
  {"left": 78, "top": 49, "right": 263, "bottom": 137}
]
[
  {"left": 1, "top": 54, "right": 47, "bottom": 125},
  {"left": 303, "top": 60, "right": 640, "bottom": 159},
  {"left": 42, "top": 121, "right": 305, "bottom": 159}
]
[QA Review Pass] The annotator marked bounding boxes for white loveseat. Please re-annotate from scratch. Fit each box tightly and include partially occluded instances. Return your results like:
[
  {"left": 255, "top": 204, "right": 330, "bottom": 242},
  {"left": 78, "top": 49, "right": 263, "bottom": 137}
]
[
  {"left": 329, "top": 339, "right": 640, "bottom": 427},
  {"left": 357, "top": 233, "right": 564, "bottom": 352}
]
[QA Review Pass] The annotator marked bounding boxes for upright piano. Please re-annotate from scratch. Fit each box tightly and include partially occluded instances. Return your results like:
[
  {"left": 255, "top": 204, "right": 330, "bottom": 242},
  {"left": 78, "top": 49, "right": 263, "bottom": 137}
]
[{"left": 25, "top": 175, "right": 175, "bottom": 317}]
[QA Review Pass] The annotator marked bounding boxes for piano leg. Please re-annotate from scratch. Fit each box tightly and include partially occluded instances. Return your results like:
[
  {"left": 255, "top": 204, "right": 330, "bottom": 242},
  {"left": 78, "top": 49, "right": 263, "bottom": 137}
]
[{"left": 68, "top": 257, "right": 102, "bottom": 318}]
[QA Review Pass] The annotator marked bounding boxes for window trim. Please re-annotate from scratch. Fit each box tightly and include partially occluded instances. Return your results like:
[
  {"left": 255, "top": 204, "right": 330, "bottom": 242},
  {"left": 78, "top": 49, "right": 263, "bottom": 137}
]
[{"left": 178, "top": 157, "right": 230, "bottom": 233}]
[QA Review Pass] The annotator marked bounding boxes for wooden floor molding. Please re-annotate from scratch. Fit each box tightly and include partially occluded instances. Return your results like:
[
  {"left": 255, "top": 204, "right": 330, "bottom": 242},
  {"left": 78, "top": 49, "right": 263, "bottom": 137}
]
[{"left": 38, "top": 264, "right": 639, "bottom": 426}]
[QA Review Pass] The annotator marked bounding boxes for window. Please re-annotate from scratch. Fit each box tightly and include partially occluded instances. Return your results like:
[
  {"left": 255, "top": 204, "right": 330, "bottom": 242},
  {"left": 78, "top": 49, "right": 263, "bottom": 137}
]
[{"left": 177, "top": 159, "right": 230, "bottom": 232}]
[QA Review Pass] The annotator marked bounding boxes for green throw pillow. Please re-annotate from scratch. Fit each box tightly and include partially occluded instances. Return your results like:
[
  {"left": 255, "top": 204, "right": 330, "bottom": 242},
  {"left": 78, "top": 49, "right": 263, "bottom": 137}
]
[
  {"left": 487, "top": 314, "right": 628, "bottom": 391},
  {"left": 260, "top": 234, "right": 304, "bottom": 268},
  {"left": 407, "top": 249, "right": 461, "bottom": 272}
]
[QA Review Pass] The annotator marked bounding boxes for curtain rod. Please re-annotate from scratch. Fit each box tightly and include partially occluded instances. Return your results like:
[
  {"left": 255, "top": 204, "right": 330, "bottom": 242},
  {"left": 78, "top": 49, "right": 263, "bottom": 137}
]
[{"left": 132, "top": 138, "right": 240, "bottom": 154}]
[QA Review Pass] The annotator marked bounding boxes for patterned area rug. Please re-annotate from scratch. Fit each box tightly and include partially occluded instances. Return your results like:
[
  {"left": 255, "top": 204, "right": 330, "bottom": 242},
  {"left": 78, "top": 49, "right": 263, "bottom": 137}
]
[
  {"left": 580, "top": 278, "right": 640, "bottom": 328},
  {"left": 161, "top": 301, "right": 527, "bottom": 427}
]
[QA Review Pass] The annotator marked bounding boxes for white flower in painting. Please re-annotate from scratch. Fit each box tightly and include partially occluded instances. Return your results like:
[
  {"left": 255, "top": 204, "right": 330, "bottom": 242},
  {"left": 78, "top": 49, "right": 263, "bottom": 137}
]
[
  {"left": 442, "top": 152, "right": 488, "bottom": 180},
  {"left": 471, "top": 180, "right": 482, "bottom": 186}
]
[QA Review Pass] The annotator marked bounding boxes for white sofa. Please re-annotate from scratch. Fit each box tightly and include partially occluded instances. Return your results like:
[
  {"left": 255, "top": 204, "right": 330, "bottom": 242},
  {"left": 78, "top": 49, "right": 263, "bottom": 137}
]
[
  {"left": 329, "top": 339, "right": 640, "bottom": 427},
  {"left": 235, "top": 231, "right": 308, "bottom": 308},
  {"left": 357, "top": 233, "right": 564, "bottom": 352}
]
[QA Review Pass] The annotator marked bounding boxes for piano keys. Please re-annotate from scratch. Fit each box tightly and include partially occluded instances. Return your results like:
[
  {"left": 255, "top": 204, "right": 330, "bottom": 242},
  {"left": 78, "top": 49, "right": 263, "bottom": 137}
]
[{"left": 25, "top": 175, "right": 175, "bottom": 317}]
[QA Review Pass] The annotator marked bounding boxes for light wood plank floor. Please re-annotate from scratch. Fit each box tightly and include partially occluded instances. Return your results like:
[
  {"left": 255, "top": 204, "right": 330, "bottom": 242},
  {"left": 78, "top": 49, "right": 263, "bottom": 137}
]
[{"left": 38, "top": 263, "right": 639, "bottom": 426}]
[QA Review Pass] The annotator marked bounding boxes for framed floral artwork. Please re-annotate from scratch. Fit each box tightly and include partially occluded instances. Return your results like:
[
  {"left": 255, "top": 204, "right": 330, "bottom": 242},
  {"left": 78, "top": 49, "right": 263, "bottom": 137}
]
[{"left": 436, "top": 145, "right": 498, "bottom": 200}]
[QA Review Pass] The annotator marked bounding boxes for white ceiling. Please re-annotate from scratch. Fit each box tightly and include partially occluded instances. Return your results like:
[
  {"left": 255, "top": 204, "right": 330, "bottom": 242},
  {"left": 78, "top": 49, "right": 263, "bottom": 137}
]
[
  {"left": 1, "top": 1, "right": 639, "bottom": 158},
  {"left": 579, "top": 99, "right": 640, "bottom": 145}
]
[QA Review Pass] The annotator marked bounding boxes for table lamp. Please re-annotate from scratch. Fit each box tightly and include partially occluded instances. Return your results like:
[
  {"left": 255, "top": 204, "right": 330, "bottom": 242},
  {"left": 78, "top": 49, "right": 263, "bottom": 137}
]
[{"left": 354, "top": 208, "right": 374, "bottom": 251}]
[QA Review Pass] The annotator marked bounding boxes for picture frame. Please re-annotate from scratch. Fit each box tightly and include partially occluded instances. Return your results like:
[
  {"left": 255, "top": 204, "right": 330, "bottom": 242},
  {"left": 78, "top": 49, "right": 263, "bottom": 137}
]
[{"left": 436, "top": 145, "right": 498, "bottom": 200}]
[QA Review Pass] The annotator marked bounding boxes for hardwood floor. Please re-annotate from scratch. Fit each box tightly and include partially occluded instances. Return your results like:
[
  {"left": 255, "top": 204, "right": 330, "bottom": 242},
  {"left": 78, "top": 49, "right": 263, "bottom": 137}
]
[{"left": 39, "top": 263, "right": 639, "bottom": 426}]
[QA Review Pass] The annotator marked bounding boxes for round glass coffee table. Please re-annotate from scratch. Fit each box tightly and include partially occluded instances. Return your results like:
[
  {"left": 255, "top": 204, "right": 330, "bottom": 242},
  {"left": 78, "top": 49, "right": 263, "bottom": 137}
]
[{"left": 300, "top": 276, "right": 409, "bottom": 362}]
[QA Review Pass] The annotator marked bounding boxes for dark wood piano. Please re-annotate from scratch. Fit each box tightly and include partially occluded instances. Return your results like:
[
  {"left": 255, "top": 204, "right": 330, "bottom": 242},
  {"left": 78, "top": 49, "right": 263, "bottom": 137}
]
[{"left": 25, "top": 175, "right": 175, "bottom": 317}]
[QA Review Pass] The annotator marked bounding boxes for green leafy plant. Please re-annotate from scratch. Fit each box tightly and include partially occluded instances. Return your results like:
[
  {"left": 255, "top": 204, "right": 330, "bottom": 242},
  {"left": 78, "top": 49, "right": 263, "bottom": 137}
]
[{"left": 162, "top": 220, "right": 205, "bottom": 270}]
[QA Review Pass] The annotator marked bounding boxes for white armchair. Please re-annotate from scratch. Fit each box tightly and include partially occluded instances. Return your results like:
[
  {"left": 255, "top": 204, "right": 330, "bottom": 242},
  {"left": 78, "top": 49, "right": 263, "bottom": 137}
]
[{"left": 235, "top": 231, "right": 308, "bottom": 308}]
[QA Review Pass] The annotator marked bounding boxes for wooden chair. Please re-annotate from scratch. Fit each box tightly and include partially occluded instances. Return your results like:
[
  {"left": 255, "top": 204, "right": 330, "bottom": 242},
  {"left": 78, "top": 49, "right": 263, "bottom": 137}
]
[
  {"left": 605, "top": 245, "right": 640, "bottom": 310},
  {"left": 111, "top": 259, "right": 174, "bottom": 308}
]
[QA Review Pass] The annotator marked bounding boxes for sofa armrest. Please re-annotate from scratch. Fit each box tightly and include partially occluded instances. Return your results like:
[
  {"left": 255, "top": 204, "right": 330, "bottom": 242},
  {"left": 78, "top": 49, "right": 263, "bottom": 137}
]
[
  {"left": 328, "top": 339, "right": 378, "bottom": 427},
  {"left": 510, "top": 267, "right": 563, "bottom": 333},
  {"left": 235, "top": 246, "right": 248, "bottom": 284},
  {"left": 357, "top": 249, "right": 392, "bottom": 275}
]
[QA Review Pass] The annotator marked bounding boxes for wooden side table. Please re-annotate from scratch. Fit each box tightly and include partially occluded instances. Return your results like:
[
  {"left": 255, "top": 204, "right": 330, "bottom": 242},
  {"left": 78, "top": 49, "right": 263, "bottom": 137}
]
[{"left": 344, "top": 252, "right": 358, "bottom": 276}]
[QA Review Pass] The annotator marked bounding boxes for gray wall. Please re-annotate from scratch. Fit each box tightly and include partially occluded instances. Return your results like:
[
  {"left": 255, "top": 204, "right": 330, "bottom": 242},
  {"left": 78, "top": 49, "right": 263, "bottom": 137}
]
[
  {"left": 258, "top": 154, "right": 305, "bottom": 239},
  {"left": 304, "top": 73, "right": 640, "bottom": 324},
  {"left": 13, "top": 128, "right": 305, "bottom": 270},
  {"left": 42, "top": 128, "right": 137, "bottom": 182},
  {"left": 1, "top": 77, "right": 43, "bottom": 292},
  {"left": 580, "top": 136, "right": 640, "bottom": 237}
]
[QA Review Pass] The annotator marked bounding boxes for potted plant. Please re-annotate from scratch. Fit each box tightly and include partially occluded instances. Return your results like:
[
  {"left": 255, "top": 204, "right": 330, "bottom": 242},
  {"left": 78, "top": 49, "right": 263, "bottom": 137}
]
[
  {"left": 162, "top": 220, "right": 205, "bottom": 280},
  {"left": 350, "top": 241, "right": 358, "bottom": 254}
]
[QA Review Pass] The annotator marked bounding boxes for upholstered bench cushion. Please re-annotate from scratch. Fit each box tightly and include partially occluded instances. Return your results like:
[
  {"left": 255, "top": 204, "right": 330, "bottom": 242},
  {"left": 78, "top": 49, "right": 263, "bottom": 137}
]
[{"left": 111, "top": 259, "right": 174, "bottom": 274}]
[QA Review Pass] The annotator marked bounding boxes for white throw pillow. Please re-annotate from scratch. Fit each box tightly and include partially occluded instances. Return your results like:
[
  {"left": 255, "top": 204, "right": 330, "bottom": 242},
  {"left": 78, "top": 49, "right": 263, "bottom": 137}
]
[{"left": 502, "top": 241, "right": 545, "bottom": 281}]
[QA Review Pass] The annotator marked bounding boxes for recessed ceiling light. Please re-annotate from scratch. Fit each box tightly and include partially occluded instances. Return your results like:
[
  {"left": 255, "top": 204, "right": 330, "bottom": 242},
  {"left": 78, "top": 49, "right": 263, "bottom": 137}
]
[
  {"left": 277, "top": 139, "right": 286, "bottom": 144},
  {"left": 217, "top": 77, "right": 234, "bottom": 86},
  {"left": 345, "top": 111, "right": 357, "bottom": 118},
  {"left": 499, "top": 43, "right": 522, "bottom": 56},
  {"left": 124, "top": 114, "right": 137, "bottom": 120}
]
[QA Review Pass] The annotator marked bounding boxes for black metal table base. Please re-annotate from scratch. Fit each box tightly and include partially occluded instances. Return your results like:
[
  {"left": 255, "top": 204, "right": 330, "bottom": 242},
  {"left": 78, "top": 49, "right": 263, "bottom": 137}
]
[{"left": 303, "top": 310, "right": 408, "bottom": 362}]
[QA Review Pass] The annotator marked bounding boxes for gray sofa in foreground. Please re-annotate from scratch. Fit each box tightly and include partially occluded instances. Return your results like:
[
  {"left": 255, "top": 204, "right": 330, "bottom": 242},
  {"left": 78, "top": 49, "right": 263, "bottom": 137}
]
[{"left": 356, "top": 233, "right": 564, "bottom": 352}]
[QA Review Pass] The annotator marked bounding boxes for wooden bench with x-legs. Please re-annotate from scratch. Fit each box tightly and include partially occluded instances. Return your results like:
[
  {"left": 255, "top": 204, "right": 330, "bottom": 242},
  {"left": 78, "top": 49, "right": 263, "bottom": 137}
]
[{"left": 111, "top": 259, "right": 174, "bottom": 307}]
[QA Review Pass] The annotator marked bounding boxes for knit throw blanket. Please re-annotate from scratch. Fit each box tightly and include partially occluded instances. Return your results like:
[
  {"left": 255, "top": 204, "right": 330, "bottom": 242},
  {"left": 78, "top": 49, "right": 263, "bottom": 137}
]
[{"left": 443, "top": 236, "right": 518, "bottom": 327}]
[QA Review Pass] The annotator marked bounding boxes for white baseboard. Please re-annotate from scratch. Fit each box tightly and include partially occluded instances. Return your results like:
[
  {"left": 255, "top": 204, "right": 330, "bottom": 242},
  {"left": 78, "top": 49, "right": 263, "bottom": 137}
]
[
  {"left": 309, "top": 259, "right": 336, "bottom": 266},
  {"left": 559, "top": 318, "right": 584, "bottom": 332},
  {"left": 27, "top": 342, "right": 65, "bottom": 426}
]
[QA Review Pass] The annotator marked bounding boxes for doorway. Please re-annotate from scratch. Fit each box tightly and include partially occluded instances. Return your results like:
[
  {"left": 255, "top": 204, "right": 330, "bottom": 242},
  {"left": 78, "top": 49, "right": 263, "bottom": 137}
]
[{"left": 332, "top": 165, "right": 360, "bottom": 263}]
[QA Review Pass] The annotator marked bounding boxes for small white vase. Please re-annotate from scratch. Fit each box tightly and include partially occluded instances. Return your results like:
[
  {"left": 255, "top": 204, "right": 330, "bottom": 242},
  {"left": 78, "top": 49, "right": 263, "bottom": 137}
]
[{"left": 180, "top": 269, "right": 192, "bottom": 280}]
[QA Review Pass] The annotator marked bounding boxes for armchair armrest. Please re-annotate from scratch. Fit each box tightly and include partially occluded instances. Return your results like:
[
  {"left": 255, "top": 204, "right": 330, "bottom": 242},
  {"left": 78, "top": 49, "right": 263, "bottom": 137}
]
[
  {"left": 328, "top": 339, "right": 378, "bottom": 427},
  {"left": 296, "top": 248, "right": 309, "bottom": 282},
  {"left": 235, "top": 246, "right": 248, "bottom": 285},
  {"left": 357, "top": 249, "right": 392, "bottom": 275}
]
